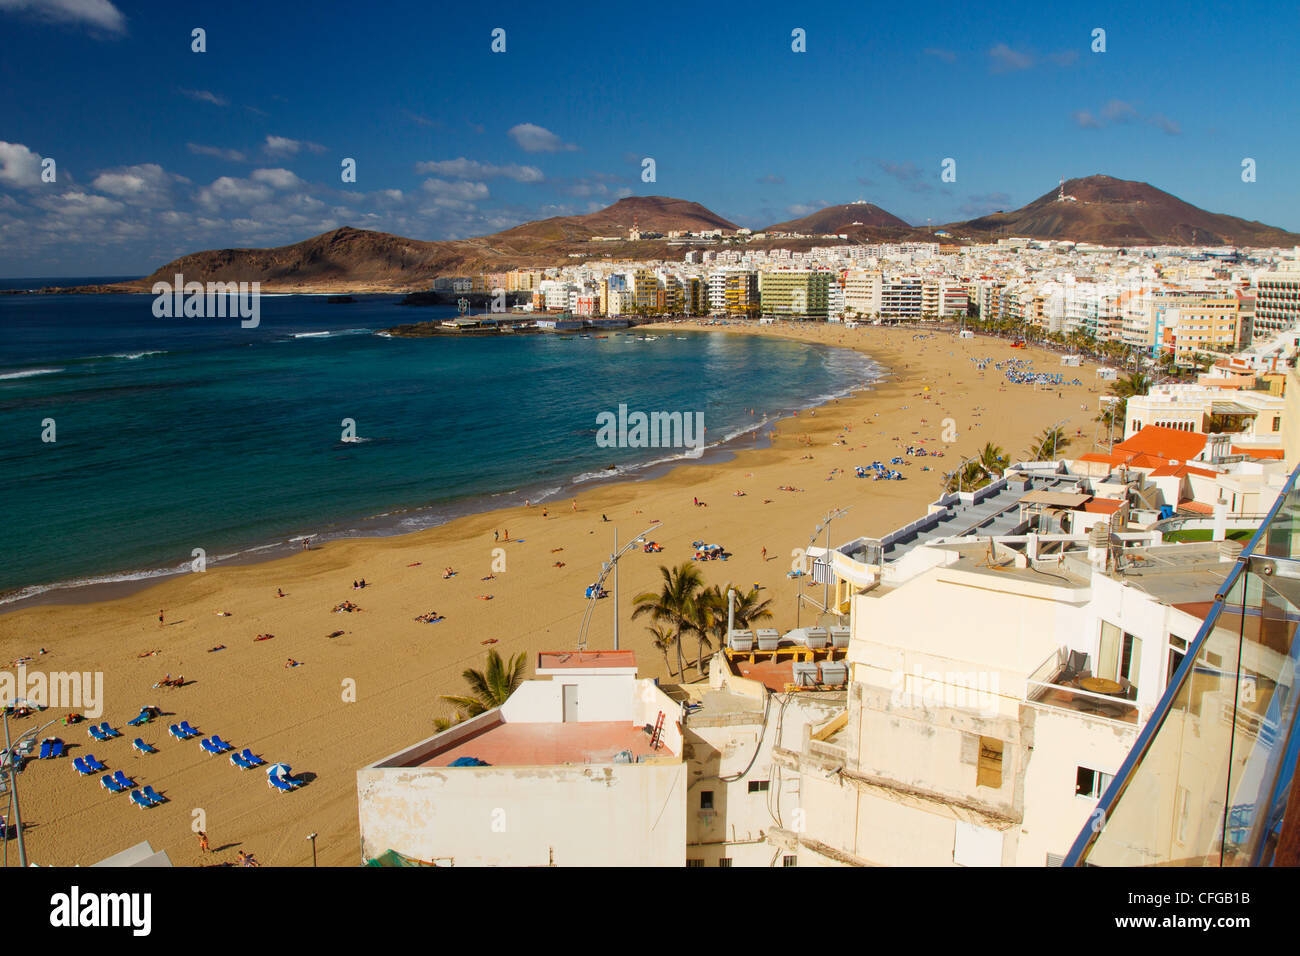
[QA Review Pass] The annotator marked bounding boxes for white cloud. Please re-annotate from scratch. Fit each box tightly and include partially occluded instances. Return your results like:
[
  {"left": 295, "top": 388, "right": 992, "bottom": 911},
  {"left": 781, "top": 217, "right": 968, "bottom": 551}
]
[
  {"left": 507, "top": 123, "right": 578, "bottom": 153},
  {"left": 415, "top": 158, "right": 544, "bottom": 183},
  {"left": 91, "top": 163, "right": 183, "bottom": 203},
  {"left": 188, "top": 142, "right": 247, "bottom": 163},
  {"left": 0, "top": 141, "right": 44, "bottom": 187},
  {"left": 197, "top": 176, "right": 274, "bottom": 208},
  {"left": 0, "top": 0, "right": 125, "bottom": 34},
  {"left": 264, "top": 135, "right": 327, "bottom": 158},
  {"left": 250, "top": 168, "right": 305, "bottom": 190},
  {"left": 36, "top": 190, "right": 124, "bottom": 217},
  {"left": 421, "top": 178, "right": 489, "bottom": 201},
  {"left": 179, "top": 89, "right": 228, "bottom": 107}
]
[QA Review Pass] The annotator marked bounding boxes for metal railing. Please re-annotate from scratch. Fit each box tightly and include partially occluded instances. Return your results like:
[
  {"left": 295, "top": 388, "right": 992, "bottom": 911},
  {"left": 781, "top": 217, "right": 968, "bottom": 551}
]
[{"left": 1065, "top": 463, "right": 1300, "bottom": 866}]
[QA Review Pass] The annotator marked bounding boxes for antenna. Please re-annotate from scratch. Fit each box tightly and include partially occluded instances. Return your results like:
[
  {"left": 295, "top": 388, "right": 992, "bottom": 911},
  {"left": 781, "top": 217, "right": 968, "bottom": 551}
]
[{"left": 1059, "top": 177, "right": 1065, "bottom": 202}]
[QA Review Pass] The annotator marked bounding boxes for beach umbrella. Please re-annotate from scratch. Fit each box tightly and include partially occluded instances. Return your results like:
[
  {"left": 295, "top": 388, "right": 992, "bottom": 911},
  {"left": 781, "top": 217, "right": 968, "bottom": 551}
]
[{"left": 266, "top": 763, "right": 292, "bottom": 779}]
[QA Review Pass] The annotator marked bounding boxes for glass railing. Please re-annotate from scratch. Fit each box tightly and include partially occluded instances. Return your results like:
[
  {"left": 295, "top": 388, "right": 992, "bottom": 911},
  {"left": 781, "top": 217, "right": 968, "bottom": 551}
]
[{"left": 1065, "top": 461, "right": 1300, "bottom": 866}]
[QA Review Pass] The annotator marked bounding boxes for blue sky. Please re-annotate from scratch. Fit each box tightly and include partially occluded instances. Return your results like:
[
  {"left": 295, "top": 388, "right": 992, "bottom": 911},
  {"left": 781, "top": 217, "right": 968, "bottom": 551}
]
[{"left": 1, "top": 0, "right": 1297, "bottom": 276}]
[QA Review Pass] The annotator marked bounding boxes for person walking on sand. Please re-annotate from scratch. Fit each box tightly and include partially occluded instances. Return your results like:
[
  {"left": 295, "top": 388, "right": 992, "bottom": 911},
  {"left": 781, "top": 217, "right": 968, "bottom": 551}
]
[
  {"left": 158, "top": 609, "right": 164, "bottom": 628},
  {"left": 198, "top": 830, "right": 209, "bottom": 854},
  {"left": 572, "top": 498, "right": 578, "bottom": 512},
  {"left": 761, "top": 547, "right": 767, "bottom": 562},
  {"left": 504, "top": 529, "right": 510, "bottom": 542},
  {"left": 494, "top": 529, "right": 499, "bottom": 542}
]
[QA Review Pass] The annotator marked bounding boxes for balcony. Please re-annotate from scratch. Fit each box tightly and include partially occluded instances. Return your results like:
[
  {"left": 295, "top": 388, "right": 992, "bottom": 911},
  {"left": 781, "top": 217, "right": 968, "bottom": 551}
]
[
  {"left": 1066, "top": 462, "right": 1300, "bottom": 866},
  {"left": 1025, "top": 648, "right": 1141, "bottom": 725}
]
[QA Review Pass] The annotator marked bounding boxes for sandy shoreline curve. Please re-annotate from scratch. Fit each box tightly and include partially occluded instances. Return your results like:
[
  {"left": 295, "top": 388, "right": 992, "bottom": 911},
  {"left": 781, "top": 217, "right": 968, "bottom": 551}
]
[{"left": 0, "top": 321, "right": 1105, "bottom": 866}]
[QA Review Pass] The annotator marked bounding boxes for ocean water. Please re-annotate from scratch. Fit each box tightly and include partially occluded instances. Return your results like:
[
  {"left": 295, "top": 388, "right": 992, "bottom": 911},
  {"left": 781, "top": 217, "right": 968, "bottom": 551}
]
[{"left": 0, "top": 293, "right": 880, "bottom": 602}]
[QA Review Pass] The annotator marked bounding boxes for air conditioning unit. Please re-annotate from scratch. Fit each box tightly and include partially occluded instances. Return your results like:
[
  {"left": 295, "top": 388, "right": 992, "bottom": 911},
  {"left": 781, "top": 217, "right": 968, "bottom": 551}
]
[
  {"left": 829, "top": 626, "right": 851, "bottom": 648},
  {"left": 756, "top": 629, "right": 781, "bottom": 651}
]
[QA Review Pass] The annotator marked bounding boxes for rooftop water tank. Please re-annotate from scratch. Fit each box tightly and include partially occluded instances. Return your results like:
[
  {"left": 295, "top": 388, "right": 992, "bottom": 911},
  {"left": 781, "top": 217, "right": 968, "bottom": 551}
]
[
  {"left": 829, "top": 626, "right": 851, "bottom": 648},
  {"left": 818, "top": 660, "right": 848, "bottom": 686},
  {"left": 728, "top": 629, "right": 754, "bottom": 652},
  {"left": 804, "top": 626, "right": 830, "bottom": 649},
  {"left": 792, "top": 662, "right": 819, "bottom": 687},
  {"left": 756, "top": 629, "right": 781, "bottom": 651}
]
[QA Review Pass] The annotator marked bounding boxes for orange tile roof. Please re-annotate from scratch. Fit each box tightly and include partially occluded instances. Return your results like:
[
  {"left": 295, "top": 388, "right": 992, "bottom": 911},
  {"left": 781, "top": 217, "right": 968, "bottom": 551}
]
[
  {"left": 1082, "top": 498, "right": 1123, "bottom": 514},
  {"left": 1150, "top": 463, "right": 1217, "bottom": 478},
  {"left": 1115, "top": 426, "right": 1207, "bottom": 462},
  {"left": 1180, "top": 500, "right": 1215, "bottom": 515},
  {"left": 1232, "top": 445, "right": 1284, "bottom": 460},
  {"left": 1077, "top": 452, "right": 1127, "bottom": 466}
]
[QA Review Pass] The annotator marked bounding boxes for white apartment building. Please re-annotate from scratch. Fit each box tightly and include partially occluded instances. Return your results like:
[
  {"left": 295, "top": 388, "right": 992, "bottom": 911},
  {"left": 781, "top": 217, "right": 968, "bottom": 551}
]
[
  {"left": 357, "top": 651, "right": 686, "bottom": 867},
  {"left": 1253, "top": 272, "right": 1300, "bottom": 335},
  {"left": 775, "top": 533, "right": 1239, "bottom": 867}
]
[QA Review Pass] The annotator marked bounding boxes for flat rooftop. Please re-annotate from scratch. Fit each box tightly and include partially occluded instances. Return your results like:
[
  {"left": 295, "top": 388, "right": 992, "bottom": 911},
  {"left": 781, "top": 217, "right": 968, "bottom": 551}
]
[
  {"left": 537, "top": 650, "right": 637, "bottom": 670},
  {"left": 417, "top": 719, "right": 672, "bottom": 767}
]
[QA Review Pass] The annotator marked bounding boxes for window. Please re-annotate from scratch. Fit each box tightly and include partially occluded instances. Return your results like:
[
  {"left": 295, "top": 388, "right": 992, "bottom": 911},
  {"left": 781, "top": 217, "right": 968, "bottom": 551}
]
[
  {"left": 686, "top": 859, "right": 704, "bottom": 868},
  {"left": 977, "top": 736, "right": 1003, "bottom": 789},
  {"left": 1274, "top": 416, "right": 1282, "bottom": 431},
  {"left": 748, "top": 780, "right": 770, "bottom": 794},
  {"left": 1098, "top": 622, "right": 1141, "bottom": 686},
  {"left": 1076, "top": 766, "right": 1114, "bottom": 798},
  {"left": 783, "top": 855, "right": 798, "bottom": 867},
  {"left": 718, "top": 857, "right": 733, "bottom": 868},
  {"left": 700, "top": 790, "right": 714, "bottom": 810}
]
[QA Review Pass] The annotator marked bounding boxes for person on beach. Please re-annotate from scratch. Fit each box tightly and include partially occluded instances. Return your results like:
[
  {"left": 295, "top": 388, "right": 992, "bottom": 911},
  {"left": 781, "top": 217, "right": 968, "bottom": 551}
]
[
  {"left": 572, "top": 499, "right": 578, "bottom": 512},
  {"left": 504, "top": 529, "right": 510, "bottom": 541},
  {"left": 276, "top": 588, "right": 284, "bottom": 598},
  {"left": 494, "top": 530, "right": 499, "bottom": 542},
  {"left": 198, "top": 831, "right": 209, "bottom": 854},
  {"left": 158, "top": 610, "right": 164, "bottom": 627},
  {"left": 761, "top": 547, "right": 767, "bottom": 561}
]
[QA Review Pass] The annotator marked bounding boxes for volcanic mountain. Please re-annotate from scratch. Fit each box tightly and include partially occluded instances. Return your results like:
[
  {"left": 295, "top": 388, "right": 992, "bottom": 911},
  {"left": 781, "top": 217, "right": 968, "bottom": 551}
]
[
  {"left": 120, "top": 196, "right": 739, "bottom": 293},
  {"left": 764, "top": 201, "right": 911, "bottom": 235},
  {"left": 945, "top": 175, "right": 1300, "bottom": 246}
]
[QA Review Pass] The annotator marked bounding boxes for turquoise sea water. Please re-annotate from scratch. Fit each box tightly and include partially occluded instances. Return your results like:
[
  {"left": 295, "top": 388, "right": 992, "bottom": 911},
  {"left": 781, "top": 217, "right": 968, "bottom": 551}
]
[{"left": 0, "top": 293, "right": 880, "bottom": 601}]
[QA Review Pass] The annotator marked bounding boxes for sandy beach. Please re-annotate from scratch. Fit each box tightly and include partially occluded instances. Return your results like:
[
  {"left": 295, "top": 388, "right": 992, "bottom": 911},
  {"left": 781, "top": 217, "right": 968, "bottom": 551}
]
[{"left": 0, "top": 322, "right": 1105, "bottom": 867}]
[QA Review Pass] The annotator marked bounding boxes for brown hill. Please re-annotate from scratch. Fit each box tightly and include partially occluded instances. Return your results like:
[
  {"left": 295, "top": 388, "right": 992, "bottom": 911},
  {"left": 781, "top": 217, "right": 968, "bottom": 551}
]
[
  {"left": 945, "top": 175, "right": 1300, "bottom": 246},
  {"left": 764, "top": 202, "right": 910, "bottom": 234},
  {"left": 128, "top": 196, "right": 739, "bottom": 292}
]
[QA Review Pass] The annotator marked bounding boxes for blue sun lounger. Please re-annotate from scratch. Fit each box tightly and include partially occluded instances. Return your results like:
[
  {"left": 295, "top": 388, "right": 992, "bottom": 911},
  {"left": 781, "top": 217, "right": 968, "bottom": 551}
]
[
  {"left": 38, "top": 740, "right": 52, "bottom": 759},
  {"left": 178, "top": 721, "right": 199, "bottom": 737},
  {"left": 97, "top": 722, "right": 120, "bottom": 738},
  {"left": 88, "top": 724, "right": 108, "bottom": 741},
  {"left": 210, "top": 735, "right": 233, "bottom": 751},
  {"left": 129, "top": 789, "right": 154, "bottom": 809},
  {"left": 112, "top": 770, "right": 134, "bottom": 789},
  {"left": 72, "top": 756, "right": 94, "bottom": 775},
  {"left": 46, "top": 738, "right": 65, "bottom": 758},
  {"left": 84, "top": 754, "right": 108, "bottom": 772},
  {"left": 237, "top": 748, "right": 264, "bottom": 768},
  {"left": 230, "top": 751, "right": 253, "bottom": 769},
  {"left": 101, "top": 774, "right": 127, "bottom": 793},
  {"left": 141, "top": 785, "right": 165, "bottom": 804},
  {"left": 268, "top": 773, "right": 299, "bottom": 793},
  {"left": 132, "top": 738, "right": 157, "bottom": 755},
  {"left": 126, "top": 710, "right": 150, "bottom": 727}
]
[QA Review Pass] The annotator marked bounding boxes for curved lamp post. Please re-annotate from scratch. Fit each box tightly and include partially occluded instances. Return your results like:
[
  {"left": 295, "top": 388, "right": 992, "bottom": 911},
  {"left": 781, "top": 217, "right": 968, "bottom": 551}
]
[{"left": 577, "top": 522, "right": 662, "bottom": 653}]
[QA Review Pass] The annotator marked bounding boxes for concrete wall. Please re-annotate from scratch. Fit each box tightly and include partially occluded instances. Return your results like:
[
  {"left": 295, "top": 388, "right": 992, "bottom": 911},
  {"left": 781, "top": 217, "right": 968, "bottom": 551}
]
[
  {"left": 357, "top": 761, "right": 686, "bottom": 866},
  {"left": 1017, "top": 706, "right": 1138, "bottom": 866}
]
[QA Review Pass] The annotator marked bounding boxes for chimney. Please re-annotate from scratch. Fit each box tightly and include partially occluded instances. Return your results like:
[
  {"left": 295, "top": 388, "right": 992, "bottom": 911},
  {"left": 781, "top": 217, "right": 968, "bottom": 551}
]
[{"left": 1088, "top": 523, "right": 1110, "bottom": 572}]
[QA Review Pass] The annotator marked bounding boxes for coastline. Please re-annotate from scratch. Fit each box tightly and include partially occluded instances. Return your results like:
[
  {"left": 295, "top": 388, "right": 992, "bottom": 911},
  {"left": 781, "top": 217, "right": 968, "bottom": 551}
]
[
  {"left": 0, "top": 330, "right": 881, "bottom": 612},
  {"left": 0, "top": 322, "right": 1104, "bottom": 867}
]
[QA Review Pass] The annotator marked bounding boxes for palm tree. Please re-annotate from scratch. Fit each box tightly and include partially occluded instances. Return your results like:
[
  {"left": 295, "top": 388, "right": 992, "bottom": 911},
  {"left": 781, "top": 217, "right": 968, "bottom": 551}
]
[
  {"left": 976, "top": 441, "right": 1005, "bottom": 479},
  {"left": 435, "top": 648, "right": 527, "bottom": 731},
  {"left": 943, "top": 458, "right": 987, "bottom": 493},
  {"left": 648, "top": 624, "right": 678, "bottom": 677},
  {"left": 688, "top": 585, "right": 726, "bottom": 674},
  {"left": 730, "top": 586, "right": 774, "bottom": 630},
  {"left": 1027, "top": 425, "right": 1070, "bottom": 461},
  {"left": 632, "top": 561, "right": 704, "bottom": 679}
]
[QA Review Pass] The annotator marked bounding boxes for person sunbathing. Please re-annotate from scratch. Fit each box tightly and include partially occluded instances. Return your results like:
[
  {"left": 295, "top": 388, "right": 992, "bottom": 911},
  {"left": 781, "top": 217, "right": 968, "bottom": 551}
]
[
  {"left": 285, "top": 659, "right": 300, "bottom": 668},
  {"left": 553, "top": 561, "right": 566, "bottom": 568},
  {"left": 208, "top": 644, "right": 226, "bottom": 652},
  {"left": 477, "top": 594, "right": 494, "bottom": 600}
]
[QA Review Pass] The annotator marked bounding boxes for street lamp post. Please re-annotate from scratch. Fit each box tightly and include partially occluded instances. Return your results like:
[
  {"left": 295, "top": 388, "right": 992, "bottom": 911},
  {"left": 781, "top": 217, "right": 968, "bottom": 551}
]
[
  {"left": 307, "top": 832, "right": 318, "bottom": 867},
  {"left": 3, "top": 710, "right": 66, "bottom": 868},
  {"left": 577, "top": 522, "right": 662, "bottom": 653}
]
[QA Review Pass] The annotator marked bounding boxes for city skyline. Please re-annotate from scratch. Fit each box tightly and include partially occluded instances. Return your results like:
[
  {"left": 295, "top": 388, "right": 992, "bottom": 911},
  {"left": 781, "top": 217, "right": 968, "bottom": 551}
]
[{"left": 1, "top": 0, "right": 1297, "bottom": 275}]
